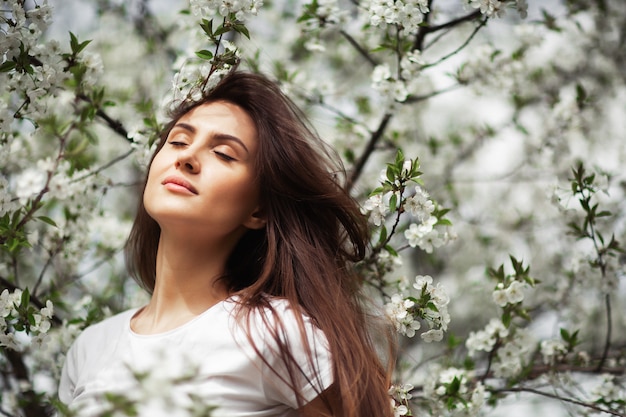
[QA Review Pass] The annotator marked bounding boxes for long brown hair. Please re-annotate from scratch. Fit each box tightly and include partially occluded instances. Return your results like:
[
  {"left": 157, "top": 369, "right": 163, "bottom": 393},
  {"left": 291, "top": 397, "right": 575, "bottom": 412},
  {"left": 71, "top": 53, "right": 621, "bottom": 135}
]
[{"left": 125, "top": 70, "right": 394, "bottom": 417}]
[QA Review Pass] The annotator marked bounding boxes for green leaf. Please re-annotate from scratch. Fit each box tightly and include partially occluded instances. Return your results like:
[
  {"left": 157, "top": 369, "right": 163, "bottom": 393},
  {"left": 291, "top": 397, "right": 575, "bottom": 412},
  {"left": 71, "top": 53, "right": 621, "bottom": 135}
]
[
  {"left": 37, "top": 216, "right": 57, "bottom": 227},
  {"left": 389, "top": 193, "right": 397, "bottom": 213},
  {"left": 395, "top": 149, "right": 405, "bottom": 165},
  {"left": 233, "top": 22, "right": 250, "bottom": 39},
  {"left": 448, "top": 376, "right": 461, "bottom": 394},
  {"left": 447, "top": 333, "right": 462, "bottom": 350},
  {"left": 297, "top": 0, "right": 319, "bottom": 22},
  {"left": 70, "top": 32, "right": 78, "bottom": 50},
  {"left": 502, "top": 310, "right": 512, "bottom": 328},
  {"left": 386, "top": 166, "right": 395, "bottom": 183},
  {"left": 0, "top": 60, "right": 16, "bottom": 72},
  {"left": 384, "top": 245, "right": 398, "bottom": 257},
  {"left": 20, "top": 287, "right": 30, "bottom": 308},
  {"left": 200, "top": 19, "right": 214, "bottom": 37},
  {"left": 576, "top": 83, "right": 587, "bottom": 108},
  {"left": 369, "top": 186, "right": 384, "bottom": 196},
  {"left": 69, "top": 32, "right": 91, "bottom": 55},
  {"left": 214, "top": 24, "right": 231, "bottom": 38},
  {"left": 195, "top": 49, "right": 214, "bottom": 60},
  {"left": 378, "top": 225, "right": 388, "bottom": 244}
]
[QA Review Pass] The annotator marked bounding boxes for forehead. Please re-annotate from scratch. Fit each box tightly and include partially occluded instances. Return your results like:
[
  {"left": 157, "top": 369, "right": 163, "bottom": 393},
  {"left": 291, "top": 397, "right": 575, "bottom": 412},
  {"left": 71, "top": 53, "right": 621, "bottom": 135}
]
[{"left": 177, "top": 100, "right": 258, "bottom": 147}]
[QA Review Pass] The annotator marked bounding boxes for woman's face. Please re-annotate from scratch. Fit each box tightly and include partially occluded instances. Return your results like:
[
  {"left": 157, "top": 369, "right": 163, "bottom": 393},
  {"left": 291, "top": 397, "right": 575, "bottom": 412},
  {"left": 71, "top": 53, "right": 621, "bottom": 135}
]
[{"left": 144, "top": 100, "right": 265, "bottom": 245}]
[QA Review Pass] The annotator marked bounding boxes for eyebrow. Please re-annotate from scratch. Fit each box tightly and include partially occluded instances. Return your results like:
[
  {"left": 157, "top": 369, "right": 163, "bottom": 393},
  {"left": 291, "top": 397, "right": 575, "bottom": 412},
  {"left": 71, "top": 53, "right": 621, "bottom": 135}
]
[{"left": 173, "top": 122, "right": 250, "bottom": 154}]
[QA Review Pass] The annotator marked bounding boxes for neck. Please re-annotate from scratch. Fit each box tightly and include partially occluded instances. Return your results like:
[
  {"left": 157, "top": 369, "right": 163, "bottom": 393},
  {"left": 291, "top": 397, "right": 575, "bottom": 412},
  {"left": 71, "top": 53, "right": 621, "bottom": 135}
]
[{"left": 132, "top": 231, "right": 235, "bottom": 334}]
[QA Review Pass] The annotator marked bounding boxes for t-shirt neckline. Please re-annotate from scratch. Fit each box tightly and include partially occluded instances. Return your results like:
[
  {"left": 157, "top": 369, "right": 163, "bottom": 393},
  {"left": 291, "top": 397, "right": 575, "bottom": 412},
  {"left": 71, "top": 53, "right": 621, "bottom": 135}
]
[{"left": 127, "top": 297, "right": 234, "bottom": 338}]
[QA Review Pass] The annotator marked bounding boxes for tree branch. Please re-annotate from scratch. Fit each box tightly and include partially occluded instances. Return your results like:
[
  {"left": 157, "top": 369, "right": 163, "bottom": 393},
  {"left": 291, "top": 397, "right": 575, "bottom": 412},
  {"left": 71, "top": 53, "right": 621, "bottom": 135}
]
[
  {"left": 340, "top": 29, "right": 379, "bottom": 67},
  {"left": 424, "top": 16, "right": 488, "bottom": 69},
  {"left": 0, "top": 276, "right": 62, "bottom": 326},
  {"left": 525, "top": 363, "right": 626, "bottom": 379},
  {"left": 426, "top": 10, "right": 483, "bottom": 34},
  {"left": 72, "top": 148, "right": 136, "bottom": 183},
  {"left": 598, "top": 292, "right": 613, "bottom": 371},
  {"left": 77, "top": 94, "right": 131, "bottom": 142},
  {"left": 3, "top": 349, "right": 53, "bottom": 417},
  {"left": 412, "top": 0, "right": 434, "bottom": 51},
  {"left": 347, "top": 113, "right": 393, "bottom": 190},
  {"left": 498, "top": 386, "right": 624, "bottom": 417}
]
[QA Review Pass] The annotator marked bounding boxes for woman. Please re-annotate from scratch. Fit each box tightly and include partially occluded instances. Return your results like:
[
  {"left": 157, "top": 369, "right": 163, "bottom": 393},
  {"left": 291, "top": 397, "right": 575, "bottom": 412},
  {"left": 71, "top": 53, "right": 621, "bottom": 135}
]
[{"left": 59, "top": 71, "right": 394, "bottom": 416}]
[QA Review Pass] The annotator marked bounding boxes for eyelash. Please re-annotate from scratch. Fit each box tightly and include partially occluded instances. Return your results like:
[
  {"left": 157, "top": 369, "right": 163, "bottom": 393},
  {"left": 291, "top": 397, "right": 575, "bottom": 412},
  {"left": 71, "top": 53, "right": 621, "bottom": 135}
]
[
  {"left": 214, "top": 150, "right": 236, "bottom": 162},
  {"left": 168, "top": 141, "right": 236, "bottom": 162}
]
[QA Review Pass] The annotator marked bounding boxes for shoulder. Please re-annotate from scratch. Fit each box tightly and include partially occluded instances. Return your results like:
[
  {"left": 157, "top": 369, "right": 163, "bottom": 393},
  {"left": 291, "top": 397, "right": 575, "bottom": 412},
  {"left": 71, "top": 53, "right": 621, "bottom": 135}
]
[
  {"left": 238, "top": 296, "right": 310, "bottom": 330},
  {"left": 236, "top": 296, "right": 328, "bottom": 351},
  {"left": 71, "top": 308, "right": 138, "bottom": 353},
  {"left": 59, "top": 307, "right": 139, "bottom": 403},
  {"left": 237, "top": 297, "right": 334, "bottom": 406}
]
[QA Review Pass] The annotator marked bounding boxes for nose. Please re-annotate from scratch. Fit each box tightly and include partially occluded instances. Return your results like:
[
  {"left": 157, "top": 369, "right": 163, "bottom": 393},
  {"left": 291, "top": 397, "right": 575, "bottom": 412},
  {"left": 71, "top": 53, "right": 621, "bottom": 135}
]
[{"left": 175, "top": 149, "right": 199, "bottom": 173}]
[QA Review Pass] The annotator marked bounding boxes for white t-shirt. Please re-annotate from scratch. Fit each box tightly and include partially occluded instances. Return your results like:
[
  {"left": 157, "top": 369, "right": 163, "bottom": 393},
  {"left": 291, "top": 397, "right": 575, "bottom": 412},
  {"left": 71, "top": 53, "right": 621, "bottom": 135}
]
[{"left": 58, "top": 297, "right": 333, "bottom": 417}]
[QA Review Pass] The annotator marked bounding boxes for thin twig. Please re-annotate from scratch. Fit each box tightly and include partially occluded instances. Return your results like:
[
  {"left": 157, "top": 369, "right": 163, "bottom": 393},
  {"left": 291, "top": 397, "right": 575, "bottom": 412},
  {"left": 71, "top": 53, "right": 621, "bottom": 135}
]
[
  {"left": 374, "top": 187, "right": 405, "bottom": 256},
  {"left": 347, "top": 113, "right": 393, "bottom": 190},
  {"left": 32, "top": 246, "right": 61, "bottom": 297},
  {"left": 423, "top": 16, "right": 488, "bottom": 69},
  {"left": 578, "top": 186, "right": 613, "bottom": 371},
  {"left": 0, "top": 276, "right": 62, "bottom": 326},
  {"left": 339, "top": 29, "right": 379, "bottom": 67},
  {"left": 426, "top": 10, "right": 482, "bottom": 34},
  {"left": 404, "top": 83, "right": 463, "bottom": 104},
  {"left": 77, "top": 94, "right": 130, "bottom": 142},
  {"left": 499, "top": 387, "right": 625, "bottom": 417},
  {"left": 598, "top": 293, "right": 612, "bottom": 371},
  {"left": 412, "top": 0, "right": 434, "bottom": 51},
  {"left": 72, "top": 148, "right": 136, "bottom": 183},
  {"left": 3, "top": 350, "right": 53, "bottom": 417}
]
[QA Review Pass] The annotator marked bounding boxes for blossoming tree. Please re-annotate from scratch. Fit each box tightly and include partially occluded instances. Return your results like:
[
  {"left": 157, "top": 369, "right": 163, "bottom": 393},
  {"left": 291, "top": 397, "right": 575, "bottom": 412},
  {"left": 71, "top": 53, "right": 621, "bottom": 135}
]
[{"left": 1, "top": 0, "right": 625, "bottom": 416}]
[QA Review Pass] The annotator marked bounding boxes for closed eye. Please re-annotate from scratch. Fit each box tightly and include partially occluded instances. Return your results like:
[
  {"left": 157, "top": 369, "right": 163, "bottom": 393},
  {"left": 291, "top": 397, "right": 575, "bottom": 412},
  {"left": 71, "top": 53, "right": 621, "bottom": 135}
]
[
  {"left": 168, "top": 141, "right": 188, "bottom": 147},
  {"left": 214, "top": 150, "right": 236, "bottom": 162}
]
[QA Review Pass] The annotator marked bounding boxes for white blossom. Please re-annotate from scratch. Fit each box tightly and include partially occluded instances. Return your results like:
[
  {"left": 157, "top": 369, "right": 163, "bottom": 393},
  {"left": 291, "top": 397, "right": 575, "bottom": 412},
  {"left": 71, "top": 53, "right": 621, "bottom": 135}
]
[
  {"left": 540, "top": 339, "right": 567, "bottom": 365},
  {"left": 385, "top": 294, "right": 421, "bottom": 337},
  {"left": 492, "top": 288, "right": 508, "bottom": 307},
  {"left": 0, "top": 333, "right": 20, "bottom": 350},
  {"left": 393, "top": 404, "right": 408, "bottom": 417},
  {"left": 190, "top": 0, "right": 263, "bottom": 21},
  {"left": 40, "top": 300, "right": 54, "bottom": 319},
  {"left": 404, "top": 217, "right": 436, "bottom": 248},
  {"left": 371, "top": 64, "right": 409, "bottom": 103},
  {"left": 592, "top": 374, "right": 624, "bottom": 403},
  {"left": 468, "top": 0, "right": 504, "bottom": 17},
  {"left": 404, "top": 186, "right": 434, "bottom": 221},
  {"left": 0, "top": 289, "right": 21, "bottom": 318},
  {"left": 362, "top": 193, "right": 389, "bottom": 226},
  {"left": 493, "top": 341, "right": 524, "bottom": 378},
  {"left": 421, "top": 329, "right": 443, "bottom": 343},
  {"left": 15, "top": 167, "right": 48, "bottom": 204},
  {"left": 466, "top": 318, "right": 509, "bottom": 356},
  {"left": 417, "top": 228, "right": 444, "bottom": 253},
  {"left": 0, "top": 175, "right": 17, "bottom": 216},
  {"left": 505, "top": 280, "right": 526, "bottom": 304},
  {"left": 368, "top": 0, "right": 428, "bottom": 33}
]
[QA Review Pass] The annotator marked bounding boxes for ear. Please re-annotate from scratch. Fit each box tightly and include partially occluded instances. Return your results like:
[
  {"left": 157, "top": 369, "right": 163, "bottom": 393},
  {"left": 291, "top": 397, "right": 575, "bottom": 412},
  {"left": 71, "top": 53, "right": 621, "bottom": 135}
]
[{"left": 243, "top": 207, "right": 266, "bottom": 230}]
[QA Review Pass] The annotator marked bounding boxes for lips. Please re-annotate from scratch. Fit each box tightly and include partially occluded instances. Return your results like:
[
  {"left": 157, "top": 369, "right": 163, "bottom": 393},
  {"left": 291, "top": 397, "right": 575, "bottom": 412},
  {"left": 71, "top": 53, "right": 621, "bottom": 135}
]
[{"left": 162, "top": 176, "right": 198, "bottom": 195}]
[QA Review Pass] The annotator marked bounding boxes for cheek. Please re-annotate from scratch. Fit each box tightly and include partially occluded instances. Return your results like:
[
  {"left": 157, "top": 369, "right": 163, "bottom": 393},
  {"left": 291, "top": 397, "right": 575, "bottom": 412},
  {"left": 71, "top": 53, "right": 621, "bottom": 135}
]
[{"left": 217, "top": 175, "right": 260, "bottom": 212}]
